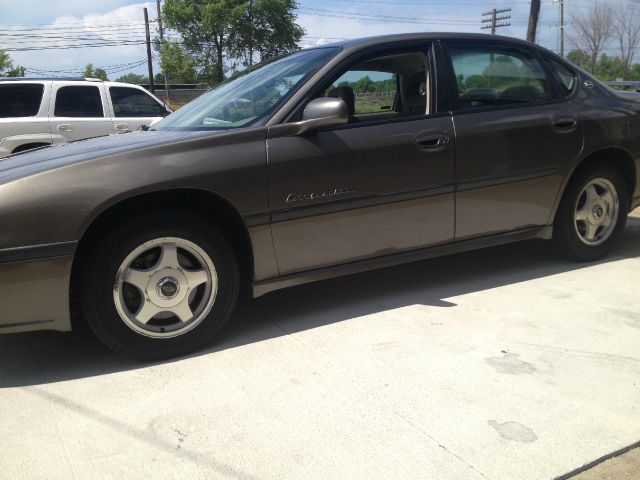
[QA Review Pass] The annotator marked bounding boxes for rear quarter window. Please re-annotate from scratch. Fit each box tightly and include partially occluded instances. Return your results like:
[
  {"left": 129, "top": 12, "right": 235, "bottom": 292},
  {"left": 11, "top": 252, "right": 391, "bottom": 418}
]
[
  {"left": 0, "top": 84, "right": 44, "bottom": 118},
  {"left": 546, "top": 58, "right": 578, "bottom": 96}
]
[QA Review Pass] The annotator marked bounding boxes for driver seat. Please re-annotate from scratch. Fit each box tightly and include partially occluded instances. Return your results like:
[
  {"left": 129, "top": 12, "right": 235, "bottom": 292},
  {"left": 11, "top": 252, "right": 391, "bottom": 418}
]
[{"left": 327, "top": 86, "right": 358, "bottom": 122}]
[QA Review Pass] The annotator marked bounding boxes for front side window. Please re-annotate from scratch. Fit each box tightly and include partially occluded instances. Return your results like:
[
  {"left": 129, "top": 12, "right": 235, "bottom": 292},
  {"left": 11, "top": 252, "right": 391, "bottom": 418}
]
[
  {"left": 448, "top": 44, "right": 554, "bottom": 110},
  {"left": 0, "top": 84, "right": 44, "bottom": 118},
  {"left": 320, "top": 51, "right": 430, "bottom": 124},
  {"left": 154, "top": 47, "right": 339, "bottom": 131},
  {"left": 329, "top": 70, "right": 398, "bottom": 116},
  {"left": 110, "top": 87, "right": 167, "bottom": 117},
  {"left": 54, "top": 85, "right": 104, "bottom": 117}
]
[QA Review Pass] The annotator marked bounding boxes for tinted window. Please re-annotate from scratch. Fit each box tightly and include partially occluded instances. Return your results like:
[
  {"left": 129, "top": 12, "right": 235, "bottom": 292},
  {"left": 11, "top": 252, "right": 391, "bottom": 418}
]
[
  {"left": 0, "top": 84, "right": 44, "bottom": 118},
  {"left": 110, "top": 87, "right": 166, "bottom": 117},
  {"left": 54, "top": 86, "right": 104, "bottom": 117},
  {"left": 546, "top": 58, "right": 577, "bottom": 96},
  {"left": 449, "top": 45, "right": 554, "bottom": 110}
]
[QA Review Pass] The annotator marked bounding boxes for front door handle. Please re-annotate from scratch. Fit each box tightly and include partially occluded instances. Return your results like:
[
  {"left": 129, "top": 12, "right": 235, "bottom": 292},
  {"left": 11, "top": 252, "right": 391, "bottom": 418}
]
[
  {"left": 553, "top": 115, "right": 577, "bottom": 130},
  {"left": 415, "top": 131, "right": 450, "bottom": 149},
  {"left": 115, "top": 123, "right": 130, "bottom": 132},
  {"left": 56, "top": 124, "right": 73, "bottom": 132}
]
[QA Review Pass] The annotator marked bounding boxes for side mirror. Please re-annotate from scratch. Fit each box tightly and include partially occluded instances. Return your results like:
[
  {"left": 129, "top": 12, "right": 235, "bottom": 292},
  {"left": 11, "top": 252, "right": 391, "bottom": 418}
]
[{"left": 268, "top": 97, "right": 349, "bottom": 138}]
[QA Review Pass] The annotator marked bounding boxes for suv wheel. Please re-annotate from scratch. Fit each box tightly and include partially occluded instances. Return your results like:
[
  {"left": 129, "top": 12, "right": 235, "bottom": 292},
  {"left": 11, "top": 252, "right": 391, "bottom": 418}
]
[
  {"left": 554, "top": 164, "right": 629, "bottom": 261},
  {"left": 79, "top": 211, "right": 240, "bottom": 359}
]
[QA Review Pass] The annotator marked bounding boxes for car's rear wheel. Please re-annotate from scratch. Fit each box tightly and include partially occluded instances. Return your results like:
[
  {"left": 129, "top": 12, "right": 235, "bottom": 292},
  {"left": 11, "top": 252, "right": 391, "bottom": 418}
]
[
  {"left": 554, "top": 164, "right": 629, "bottom": 261},
  {"left": 79, "top": 211, "right": 239, "bottom": 359}
]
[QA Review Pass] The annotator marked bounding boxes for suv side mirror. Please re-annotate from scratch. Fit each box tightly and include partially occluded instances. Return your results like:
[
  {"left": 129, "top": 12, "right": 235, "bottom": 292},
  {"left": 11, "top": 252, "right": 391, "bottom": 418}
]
[{"left": 268, "top": 97, "right": 349, "bottom": 138}]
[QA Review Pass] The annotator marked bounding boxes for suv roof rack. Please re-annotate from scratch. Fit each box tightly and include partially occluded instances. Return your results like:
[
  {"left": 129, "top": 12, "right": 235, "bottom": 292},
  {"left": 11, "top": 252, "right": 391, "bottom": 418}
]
[{"left": 0, "top": 77, "right": 102, "bottom": 82}]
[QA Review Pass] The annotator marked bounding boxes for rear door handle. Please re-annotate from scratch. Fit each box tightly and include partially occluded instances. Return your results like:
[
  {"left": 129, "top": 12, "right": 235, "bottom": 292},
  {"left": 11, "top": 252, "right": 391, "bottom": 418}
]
[
  {"left": 553, "top": 115, "right": 577, "bottom": 130},
  {"left": 415, "top": 131, "right": 450, "bottom": 149},
  {"left": 56, "top": 124, "right": 73, "bottom": 132}
]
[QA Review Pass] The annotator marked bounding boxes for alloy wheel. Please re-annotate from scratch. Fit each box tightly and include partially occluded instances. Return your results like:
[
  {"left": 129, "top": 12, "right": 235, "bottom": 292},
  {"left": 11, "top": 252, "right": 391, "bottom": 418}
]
[{"left": 113, "top": 237, "right": 218, "bottom": 338}]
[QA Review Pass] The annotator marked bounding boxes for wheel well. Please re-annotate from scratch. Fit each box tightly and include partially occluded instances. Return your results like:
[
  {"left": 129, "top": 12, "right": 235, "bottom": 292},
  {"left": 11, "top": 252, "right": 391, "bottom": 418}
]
[
  {"left": 575, "top": 148, "right": 636, "bottom": 206},
  {"left": 70, "top": 189, "right": 254, "bottom": 311},
  {"left": 12, "top": 142, "right": 50, "bottom": 154}
]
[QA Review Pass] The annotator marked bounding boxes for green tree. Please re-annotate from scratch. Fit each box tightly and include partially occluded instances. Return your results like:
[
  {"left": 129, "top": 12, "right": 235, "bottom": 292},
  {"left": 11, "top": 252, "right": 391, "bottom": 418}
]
[
  {"left": 115, "top": 72, "right": 149, "bottom": 84},
  {"left": 354, "top": 75, "right": 375, "bottom": 93},
  {"left": 163, "top": 0, "right": 304, "bottom": 85},
  {"left": 160, "top": 41, "right": 197, "bottom": 83},
  {"left": 0, "top": 51, "right": 23, "bottom": 77},
  {"left": 236, "top": 0, "right": 304, "bottom": 66},
  {"left": 83, "top": 63, "right": 108, "bottom": 80},
  {"left": 595, "top": 53, "right": 624, "bottom": 80}
]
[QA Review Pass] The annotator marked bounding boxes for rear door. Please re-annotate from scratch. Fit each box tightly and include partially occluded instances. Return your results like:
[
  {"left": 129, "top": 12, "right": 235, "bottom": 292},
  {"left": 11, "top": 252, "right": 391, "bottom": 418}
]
[
  {"left": 48, "top": 83, "right": 113, "bottom": 143},
  {"left": 0, "top": 82, "right": 51, "bottom": 156},
  {"left": 441, "top": 41, "right": 583, "bottom": 239},
  {"left": 107, "top": 85, "right": 169, "bottom": 133}
]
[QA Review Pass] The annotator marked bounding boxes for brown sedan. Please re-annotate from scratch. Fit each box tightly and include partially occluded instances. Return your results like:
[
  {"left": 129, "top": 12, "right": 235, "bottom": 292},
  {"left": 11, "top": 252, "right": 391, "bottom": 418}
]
[{"left": 1, "top": 33, "right": 638, "bottom": 359}]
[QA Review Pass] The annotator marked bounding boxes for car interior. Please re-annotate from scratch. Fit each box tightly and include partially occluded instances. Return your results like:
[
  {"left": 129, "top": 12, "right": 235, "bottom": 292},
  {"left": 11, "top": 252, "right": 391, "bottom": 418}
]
[{"left": 317, "top": 51, "right": 430, "bottom": 124}]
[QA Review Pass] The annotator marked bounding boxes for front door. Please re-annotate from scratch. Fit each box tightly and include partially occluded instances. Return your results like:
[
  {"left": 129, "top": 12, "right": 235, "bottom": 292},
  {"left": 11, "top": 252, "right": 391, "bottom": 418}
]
[
  {"left": 107, "top": 85, "right": 169, "bottom": 133},
  {"left": 267, "top": 47, "right": 455, "bottom": 275}
]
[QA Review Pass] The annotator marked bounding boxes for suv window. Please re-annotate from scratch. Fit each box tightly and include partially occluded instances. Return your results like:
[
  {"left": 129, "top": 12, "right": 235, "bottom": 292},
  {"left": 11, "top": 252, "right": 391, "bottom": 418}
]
[
  {"left": 448, "top": 44, "right": 554, "bottom": 110},
  {"left": 110, "top": 87, "right": 166, "bottom": 117},
  {"left": 54, "top": 85, "right": 104, "bottom": 117},
  {"left": 0, "top": 84, "right": 44, "bottom": 118},
  {"left": 546, "top": 58, "right": 577, "bottom": 96}
]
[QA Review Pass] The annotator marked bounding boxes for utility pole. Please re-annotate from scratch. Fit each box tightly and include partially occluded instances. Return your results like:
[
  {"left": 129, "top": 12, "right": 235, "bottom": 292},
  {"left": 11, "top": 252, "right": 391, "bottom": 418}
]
[
  {"left": 156, "top": 0, "right": 170, "bottom": 100},
  {"left": 144, "top": 7, "right": 155, "bottom": 95},
  {"left": 527, "top": 0, "right": 541, "bottom": 42},
  {"left": 248, "top": 0, "right": 254, "bottom": 68},
  {"left": 481, "top": 8, "right": 511, "bottom": 34},
  {"left": 555, "top": 0, "right": 565, "bottom": 57}
]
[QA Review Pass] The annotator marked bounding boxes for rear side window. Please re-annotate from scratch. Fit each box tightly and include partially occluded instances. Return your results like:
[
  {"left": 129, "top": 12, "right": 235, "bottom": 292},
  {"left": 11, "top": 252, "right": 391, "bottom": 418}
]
[
  {"left": 54, "top": 86, "right": 104, "bottom": 117},
  {"left": 546, "top": 58, "right": 577, "bottom": 96},
  {"left": 110, "top": 87, "right": 166, "bottom": 117},
  {"left": 448, "top": 44, "right": 554, "bottom": 110},
  {"left": 0, "top": 84, "right": 44, "bottom": 118}
]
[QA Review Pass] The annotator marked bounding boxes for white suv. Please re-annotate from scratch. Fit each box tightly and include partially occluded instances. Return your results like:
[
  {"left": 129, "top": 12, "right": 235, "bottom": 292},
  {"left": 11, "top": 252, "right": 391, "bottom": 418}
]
[{"left": 0, "top": 77, "right": 172, "bottom": 158}]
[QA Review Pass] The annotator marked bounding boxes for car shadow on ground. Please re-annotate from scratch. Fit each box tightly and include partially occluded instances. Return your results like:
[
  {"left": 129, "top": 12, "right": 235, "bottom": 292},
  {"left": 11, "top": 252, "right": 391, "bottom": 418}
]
[{"left": 2, "top": 215, "right": 639, "bottom": 388}]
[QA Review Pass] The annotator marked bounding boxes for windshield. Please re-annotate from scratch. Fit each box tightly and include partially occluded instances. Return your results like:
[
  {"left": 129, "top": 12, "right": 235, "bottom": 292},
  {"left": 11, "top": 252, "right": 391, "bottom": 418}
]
[{"left": 154, "top": 47, "right": 339, "bottom": 131}]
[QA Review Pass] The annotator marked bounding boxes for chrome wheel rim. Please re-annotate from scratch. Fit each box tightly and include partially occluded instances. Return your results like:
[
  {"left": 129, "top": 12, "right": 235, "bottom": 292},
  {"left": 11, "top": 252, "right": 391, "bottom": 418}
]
[
  {"left": 113, "top": 237, "right": 218, "bottom": 338},
  {"left": 574, "top": 178, "right": 619, "bottom": 246}
]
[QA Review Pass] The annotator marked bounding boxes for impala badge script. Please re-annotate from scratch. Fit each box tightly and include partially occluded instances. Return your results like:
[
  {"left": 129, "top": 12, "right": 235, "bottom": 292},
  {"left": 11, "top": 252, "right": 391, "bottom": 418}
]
[{"left": 286, "top": 187, "right": 355, "bottom": 203}]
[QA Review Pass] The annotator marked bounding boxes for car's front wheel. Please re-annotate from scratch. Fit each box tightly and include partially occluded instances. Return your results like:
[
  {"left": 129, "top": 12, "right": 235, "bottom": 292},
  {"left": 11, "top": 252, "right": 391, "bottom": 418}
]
[
  {"left": 554, "top": 164, "right": 629, "bottom": 261},
  {"left": 79, "top": 211, "right": 239, "bottom": 359}
]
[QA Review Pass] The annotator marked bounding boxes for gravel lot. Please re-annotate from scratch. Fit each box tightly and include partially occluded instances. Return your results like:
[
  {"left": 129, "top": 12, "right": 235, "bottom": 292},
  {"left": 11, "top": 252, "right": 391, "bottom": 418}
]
[{"left": 1, "top": 211, "right": 639, "bottom": 480}]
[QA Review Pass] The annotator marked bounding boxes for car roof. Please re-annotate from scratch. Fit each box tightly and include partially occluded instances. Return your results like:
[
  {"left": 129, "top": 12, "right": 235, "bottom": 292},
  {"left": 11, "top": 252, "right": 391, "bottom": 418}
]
[
  {"left": 0, "top": 77, "right": 103, "bottom": 82},
  {"left": 322, "top": 32, "right": 536, "bottom": 50}
]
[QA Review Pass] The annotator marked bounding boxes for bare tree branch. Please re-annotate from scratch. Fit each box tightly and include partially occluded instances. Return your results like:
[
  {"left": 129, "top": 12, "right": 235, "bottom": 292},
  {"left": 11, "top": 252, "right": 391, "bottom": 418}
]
[
  {"left": 613, "top": 5, "right": 640, "bottom": 80},
  {"left": 569, "top": 1, "right": 613, "bottom": 73}
]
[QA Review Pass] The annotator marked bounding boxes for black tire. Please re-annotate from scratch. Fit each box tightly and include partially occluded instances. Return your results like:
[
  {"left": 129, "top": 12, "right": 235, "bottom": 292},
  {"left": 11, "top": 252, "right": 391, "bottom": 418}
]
[
  {"left": 554, "top": 163, "right": 629, "bottom": 261},
  {"left": 79, "top": 211, "right": 240, "bottom": 360}
]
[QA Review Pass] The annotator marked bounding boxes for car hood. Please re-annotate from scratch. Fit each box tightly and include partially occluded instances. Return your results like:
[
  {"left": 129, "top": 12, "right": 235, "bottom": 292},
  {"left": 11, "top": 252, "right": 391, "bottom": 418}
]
[{"left": 0, "top": 130, "right": 213, "bottom": 186}]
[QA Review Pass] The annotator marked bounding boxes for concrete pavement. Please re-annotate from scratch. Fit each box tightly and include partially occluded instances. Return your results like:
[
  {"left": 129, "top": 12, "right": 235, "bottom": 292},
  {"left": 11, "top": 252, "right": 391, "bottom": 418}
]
[{"left": 1, "top": 212, "right": 639, "bottom": 480}]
